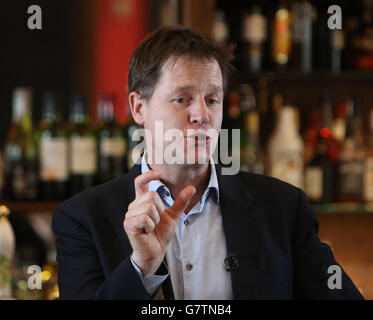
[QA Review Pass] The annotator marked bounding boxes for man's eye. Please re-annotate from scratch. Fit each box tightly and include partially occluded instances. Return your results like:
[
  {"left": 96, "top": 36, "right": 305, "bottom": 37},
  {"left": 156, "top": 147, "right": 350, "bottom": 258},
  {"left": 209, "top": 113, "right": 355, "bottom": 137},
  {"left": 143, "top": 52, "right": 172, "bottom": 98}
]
[
  {"left": 207, "top": 98, "right": 218, "bottom": 105},
  {"left": 174, "top": 98, "right": 187, "bottom": 104}
]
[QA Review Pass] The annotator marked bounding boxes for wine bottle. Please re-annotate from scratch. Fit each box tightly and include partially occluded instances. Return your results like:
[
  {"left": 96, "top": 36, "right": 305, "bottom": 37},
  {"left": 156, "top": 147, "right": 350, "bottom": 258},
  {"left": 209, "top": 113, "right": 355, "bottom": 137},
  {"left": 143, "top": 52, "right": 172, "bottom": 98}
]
[
  {"left": 96, "top": 94, "right": 127, "bottom": 184},
  {"left": 35, "top": 92, "right": 69, "bottom": 201},
  {"left": 337, "top": 96, "right": 365, "bottom": 202},
  {"left": 68, "top": 95, "right": 97, "bottom": 196},
  {"left": 241, "top": 4, "right": 267, "bottom": 73},
  {"left": 291, "top": 0, "right": 313, "bottom": 72},
  {"left": 239, "top": 84, "right": 264, "bottom": 174},
  {"left": 3, "top": 87, "right": 39, "bottom": 200}
]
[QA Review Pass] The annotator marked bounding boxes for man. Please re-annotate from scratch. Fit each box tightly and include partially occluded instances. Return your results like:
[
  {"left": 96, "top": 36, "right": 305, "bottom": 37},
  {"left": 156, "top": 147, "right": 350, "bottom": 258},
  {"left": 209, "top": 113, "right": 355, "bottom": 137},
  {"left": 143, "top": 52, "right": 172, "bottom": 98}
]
[{"left": 52, "top": 26, "right": 363, "bottom": 300}]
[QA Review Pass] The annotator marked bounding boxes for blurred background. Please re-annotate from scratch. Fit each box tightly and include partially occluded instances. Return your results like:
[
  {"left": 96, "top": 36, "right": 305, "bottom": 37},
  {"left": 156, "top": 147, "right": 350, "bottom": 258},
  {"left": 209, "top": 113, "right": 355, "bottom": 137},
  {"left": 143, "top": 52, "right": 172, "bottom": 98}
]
[{"left": 0, "top": 0, "right": 372, "bottom": 299}]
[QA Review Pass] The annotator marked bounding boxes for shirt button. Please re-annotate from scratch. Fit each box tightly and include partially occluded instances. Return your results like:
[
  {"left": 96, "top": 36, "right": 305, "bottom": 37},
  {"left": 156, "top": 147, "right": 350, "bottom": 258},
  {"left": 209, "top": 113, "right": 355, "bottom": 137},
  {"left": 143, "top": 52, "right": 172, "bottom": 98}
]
[
  {"left": 184, "top": 219, "right": 190, "bottom": 226},
  {"left": 186, "top": 263, "right": 193, "bottom": 271}
]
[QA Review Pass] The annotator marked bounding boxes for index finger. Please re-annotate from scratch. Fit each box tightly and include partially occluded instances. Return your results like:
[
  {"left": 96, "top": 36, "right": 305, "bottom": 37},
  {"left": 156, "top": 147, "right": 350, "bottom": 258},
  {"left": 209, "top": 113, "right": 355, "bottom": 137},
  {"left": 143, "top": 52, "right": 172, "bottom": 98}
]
[{"left": 134, "top": 170, "right": 162, "bottom": 197}]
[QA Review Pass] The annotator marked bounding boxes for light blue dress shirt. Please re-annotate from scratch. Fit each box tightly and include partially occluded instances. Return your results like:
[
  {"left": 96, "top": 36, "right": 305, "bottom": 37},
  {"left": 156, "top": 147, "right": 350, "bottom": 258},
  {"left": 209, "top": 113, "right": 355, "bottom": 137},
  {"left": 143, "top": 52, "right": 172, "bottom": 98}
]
[{"left": 130, "top": 153, "right": 233, "bottom": 300}]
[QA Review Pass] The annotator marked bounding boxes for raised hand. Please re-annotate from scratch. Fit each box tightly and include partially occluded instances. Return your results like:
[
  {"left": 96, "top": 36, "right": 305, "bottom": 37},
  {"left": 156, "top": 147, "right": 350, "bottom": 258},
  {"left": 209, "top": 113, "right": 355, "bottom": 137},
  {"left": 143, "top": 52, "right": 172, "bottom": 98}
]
[{"left": 123, "top": 170, "right": 196, "bottom": 276}]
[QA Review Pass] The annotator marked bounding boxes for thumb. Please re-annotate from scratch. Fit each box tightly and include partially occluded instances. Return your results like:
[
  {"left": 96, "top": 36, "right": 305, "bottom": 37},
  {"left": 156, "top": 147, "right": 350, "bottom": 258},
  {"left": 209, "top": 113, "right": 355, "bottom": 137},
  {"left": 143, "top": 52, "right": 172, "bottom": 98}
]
[{"left": 166, "top": 186, "right": 196, "bottom": 221}]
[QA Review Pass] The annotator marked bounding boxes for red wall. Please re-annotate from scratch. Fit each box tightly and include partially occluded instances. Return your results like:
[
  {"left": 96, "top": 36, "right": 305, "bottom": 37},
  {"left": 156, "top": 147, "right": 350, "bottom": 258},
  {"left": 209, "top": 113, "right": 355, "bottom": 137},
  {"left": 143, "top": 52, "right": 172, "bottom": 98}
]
[{"left": 93, "top": 0, "right": 147, "bottom": 124}]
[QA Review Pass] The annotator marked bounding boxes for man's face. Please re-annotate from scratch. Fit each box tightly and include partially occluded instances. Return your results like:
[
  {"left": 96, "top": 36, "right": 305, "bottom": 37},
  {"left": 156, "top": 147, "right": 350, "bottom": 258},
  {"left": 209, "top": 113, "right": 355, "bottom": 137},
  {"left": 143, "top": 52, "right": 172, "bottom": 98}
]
[{"left": 143, "top": 56, "right": 223, "bottom": 165}]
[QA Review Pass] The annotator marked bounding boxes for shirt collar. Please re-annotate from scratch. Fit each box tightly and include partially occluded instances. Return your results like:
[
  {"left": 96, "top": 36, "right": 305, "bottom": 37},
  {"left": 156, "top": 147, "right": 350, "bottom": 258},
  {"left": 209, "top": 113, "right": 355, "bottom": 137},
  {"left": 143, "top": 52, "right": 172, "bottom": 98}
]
[{"left": 140, "top": 151, "right": 220, "bottom": 205}]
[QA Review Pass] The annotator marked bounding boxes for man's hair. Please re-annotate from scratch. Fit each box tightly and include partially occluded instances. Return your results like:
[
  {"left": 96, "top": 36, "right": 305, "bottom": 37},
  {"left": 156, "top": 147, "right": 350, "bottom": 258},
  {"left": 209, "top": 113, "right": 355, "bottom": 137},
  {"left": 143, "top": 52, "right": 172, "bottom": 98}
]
[{"left": 128, "top": 26, "right": 235, "bottom": 101}]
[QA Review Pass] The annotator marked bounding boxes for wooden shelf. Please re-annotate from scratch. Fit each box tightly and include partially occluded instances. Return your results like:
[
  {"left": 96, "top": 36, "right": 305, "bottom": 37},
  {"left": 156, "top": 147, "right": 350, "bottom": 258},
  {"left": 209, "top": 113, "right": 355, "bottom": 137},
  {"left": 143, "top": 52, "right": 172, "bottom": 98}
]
[
  {"left": 312, "top": 202, "right": 373, "bottom": 214},
  {"left": 1, "top": 201, "right": 61, "bottom": 213}
]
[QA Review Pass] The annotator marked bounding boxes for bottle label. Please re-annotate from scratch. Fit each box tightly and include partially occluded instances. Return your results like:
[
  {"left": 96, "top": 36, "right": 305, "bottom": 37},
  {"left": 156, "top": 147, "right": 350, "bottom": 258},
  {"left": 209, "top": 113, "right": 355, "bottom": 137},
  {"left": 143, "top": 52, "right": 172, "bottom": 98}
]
[
  {"left": 304, "top": 166, "right": 323, "bottom": 201},
  {"left": 339, "top": 161, "right": 364, "bottom": 196},
  {"left": 364, "top": 158, "right": 373, "bottom": 201},
  {"left": 70, "top": 137, "right": 97, "bottom": 174},
  {"left": 243, "top": 13, "right": 266, "bottom": 43},
  {"left": 100, "top": 137, "right": 127, "bottom": 157},
  {"left": 40, "top": 138, "right": 68, "bottom": 181},
  {"left": 270, "top": 150, "right": 304, "bottom": 189}
]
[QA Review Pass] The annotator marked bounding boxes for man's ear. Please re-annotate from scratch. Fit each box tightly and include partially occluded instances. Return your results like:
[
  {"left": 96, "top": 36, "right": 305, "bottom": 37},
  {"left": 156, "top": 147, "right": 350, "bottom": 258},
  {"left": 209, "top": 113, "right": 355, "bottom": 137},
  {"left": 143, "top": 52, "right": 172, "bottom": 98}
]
[{"left": 128, "top": 91, "right": 147, "bottom": 125}]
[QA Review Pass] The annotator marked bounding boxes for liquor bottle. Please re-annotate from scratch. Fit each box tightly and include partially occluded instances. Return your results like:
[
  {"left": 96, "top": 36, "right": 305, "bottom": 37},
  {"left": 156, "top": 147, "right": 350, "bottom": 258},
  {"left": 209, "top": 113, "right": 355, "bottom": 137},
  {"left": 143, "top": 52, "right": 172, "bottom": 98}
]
[
  {"left": 239, "top": 84, "right": 264, "bottom": 174},
  {"left": 0, "top": 205, "right": 15, "bottom": 298},
  {"left": 304, "top": 132, "right": 334, "bottom": 203},
  {"left": 303, "top": 108, "right": 322, "bottom": 166},
  {"left": 337, "top": 96, "right": 365, "bottom": 202},
  {"left": 291, "top": 1, "right": 313, "bottom": 72},
  {"left": 223, "top": 90, "right": 241, "bottom": 168},
  {"left": 3, "top": 87, "right": 39, "bottom": 200},
  {"left": 96, "top": 94, "right": 127, "bottom": 184},
  {"left": 241, "top": 4, "right": 267, "bottom": 73},
  {"left": 332, "top": 102, "right": 347, "bottom": 143},
  {"left": 364, "top": 108, "right": 373, "bottom": 202},
  {"left": 272, "top": 0, "right": 292, "bottom": 69},
  {"left": 267, "top": 106, "right": 304, "bottom": 188},
  {"left": 68, "top": 95, "right": 97, "bottom": 196},
  {"left": 304, "top": 95, "right": 336, "bottom": 203},
  {"left": 350, "top": 0, "right": 373, "bottom": 69},
  {"left": 313, "top": 0, "right": 345, "bottom": 72},
  {"left": 35, "top": 92, "right": 69, "bottom": 201}
]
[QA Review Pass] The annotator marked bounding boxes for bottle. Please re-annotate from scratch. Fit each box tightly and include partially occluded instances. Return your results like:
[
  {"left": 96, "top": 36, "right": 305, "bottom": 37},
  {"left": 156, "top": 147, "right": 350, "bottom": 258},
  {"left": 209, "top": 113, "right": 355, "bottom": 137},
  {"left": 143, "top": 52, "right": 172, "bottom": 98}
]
[
  {"left": 0, "top": 205, "right": 15, "bottom": 299},
  {"left": 96, "top": 94, "right": 127, "bottom": 184},
  {"left": 241, "top": 4, "right": 267, "bottom": 73},
  {"left": 291, "top": 1, "right": 313, "bottom": 72},
  {"left": 267, "top": 106, "right": 304, "bottom": 188},
  {"left": 304, "top": 95, "right": 336, "bottom": 203},
  {"left": 239, "top": 84, "right": 264, "bottom": 174},
  {"left": 303, "top": 108, "right": 322, "bottom": 166},
  {"left": 272, "top": 0, "right": 292, "bottom": 68},
  {"left": 350, "top": 0, "right": 373, "bottom": 69},
  {"left": 35, "top": 92, "right": 69, "bottom": 201},
  {"left": 313, "top": 0, "right": 345, "bottom": 72},
  {"left": 337, "top": 96, "right": 365, "bottom": 202},
  {"left": 332, "top": 102, "right": 347, "bottom": 144},
  {"left": 3, "top": 87, "right": 39, "bottom": 201},
  {"left": 364, "top": 108, "right": 373, "bottom": 202},
  {"left": 223, "top": 90, "right": 241, "bottom": 168},
  {"left": 68, "top": 95, "right": 97, "bottom": 196},
  {"left": 212, "top": 10, "right": 230, "bottom": 45}
]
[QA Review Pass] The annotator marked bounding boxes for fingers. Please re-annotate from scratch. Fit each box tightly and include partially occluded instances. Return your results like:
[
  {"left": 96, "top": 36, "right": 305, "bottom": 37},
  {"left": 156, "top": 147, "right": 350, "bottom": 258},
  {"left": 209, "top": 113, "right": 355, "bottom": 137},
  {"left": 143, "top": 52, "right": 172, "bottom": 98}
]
[
  {"left": 125, "top": 214, "right": 155, "bottom": 235},
  {"left": 130, "top": 191, "right": 165, "bottom": 216},
  {"left": 166, "top": 186, "right": 196, "bottom": 222},
  {"left": 134, "top": 170, "right": 162, "bottom": 197}
]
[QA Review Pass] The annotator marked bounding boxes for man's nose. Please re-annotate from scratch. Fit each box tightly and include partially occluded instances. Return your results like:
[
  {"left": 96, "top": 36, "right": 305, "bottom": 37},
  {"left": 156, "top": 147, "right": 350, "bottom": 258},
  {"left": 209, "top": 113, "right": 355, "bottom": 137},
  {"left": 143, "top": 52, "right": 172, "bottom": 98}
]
[{"left": 189, "top": 97, "right": 209, "bottom": 125}]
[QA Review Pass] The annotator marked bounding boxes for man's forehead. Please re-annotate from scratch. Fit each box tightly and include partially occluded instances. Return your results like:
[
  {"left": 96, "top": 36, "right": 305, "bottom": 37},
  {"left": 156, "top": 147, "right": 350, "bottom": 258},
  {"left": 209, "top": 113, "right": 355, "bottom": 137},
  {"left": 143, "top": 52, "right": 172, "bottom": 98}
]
[{"left": 159, "top": 55, "right": 223, "bottom": 87}]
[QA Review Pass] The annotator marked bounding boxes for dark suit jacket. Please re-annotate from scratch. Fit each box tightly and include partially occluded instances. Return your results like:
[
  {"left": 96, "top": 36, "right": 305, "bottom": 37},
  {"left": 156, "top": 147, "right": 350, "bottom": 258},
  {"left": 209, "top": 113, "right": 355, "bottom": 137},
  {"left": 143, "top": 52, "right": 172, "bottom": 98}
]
[{"left": 52, "top": 163, "right": 364, "bottom": 300}]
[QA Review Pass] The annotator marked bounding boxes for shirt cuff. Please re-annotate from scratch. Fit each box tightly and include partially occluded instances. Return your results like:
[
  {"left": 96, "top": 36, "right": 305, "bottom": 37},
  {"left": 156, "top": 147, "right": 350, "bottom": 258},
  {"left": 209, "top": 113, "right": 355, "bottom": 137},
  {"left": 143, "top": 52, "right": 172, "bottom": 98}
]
[{"left": 130, "top": 257, "right": 169, "bottom": 296}]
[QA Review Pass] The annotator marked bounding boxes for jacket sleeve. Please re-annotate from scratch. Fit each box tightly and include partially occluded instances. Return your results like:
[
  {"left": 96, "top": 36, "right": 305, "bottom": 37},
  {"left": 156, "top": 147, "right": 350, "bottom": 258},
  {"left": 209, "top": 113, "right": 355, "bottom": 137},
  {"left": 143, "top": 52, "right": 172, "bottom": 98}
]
[
  {"left": 292, "top": 189, "right": 364, "bottom": 299},
  {"left": 52, "top": 206, "right": 151, "bottom": 300}
]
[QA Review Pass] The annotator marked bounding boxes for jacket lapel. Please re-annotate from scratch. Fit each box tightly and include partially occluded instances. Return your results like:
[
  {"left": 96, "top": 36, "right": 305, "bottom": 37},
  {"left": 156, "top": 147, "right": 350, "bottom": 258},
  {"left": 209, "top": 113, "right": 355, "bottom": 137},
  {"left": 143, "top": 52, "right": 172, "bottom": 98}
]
[{"left": 216, "top": 164, "right": 264, "bottom": 299}]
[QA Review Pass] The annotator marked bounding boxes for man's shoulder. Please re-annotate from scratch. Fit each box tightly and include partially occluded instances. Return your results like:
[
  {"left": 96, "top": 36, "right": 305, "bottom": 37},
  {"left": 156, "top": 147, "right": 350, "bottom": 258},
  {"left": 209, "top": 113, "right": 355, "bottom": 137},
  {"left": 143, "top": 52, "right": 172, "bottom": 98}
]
[
  {"left": 230, "top": 170, "right": 302, "bottom": 207},
  {"left": 55, "top": 171, "right": 136, "bottom": 220},
  {"left": 231, "top": 169, "right": 300, "bottom": 194}
]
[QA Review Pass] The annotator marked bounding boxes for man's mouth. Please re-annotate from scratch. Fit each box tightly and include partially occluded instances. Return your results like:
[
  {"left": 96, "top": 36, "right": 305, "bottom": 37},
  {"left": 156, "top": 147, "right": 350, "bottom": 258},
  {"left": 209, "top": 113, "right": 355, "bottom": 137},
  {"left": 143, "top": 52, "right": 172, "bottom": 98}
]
[{"left": 185, "top": 134, "right": 210, "bottom": 145}]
